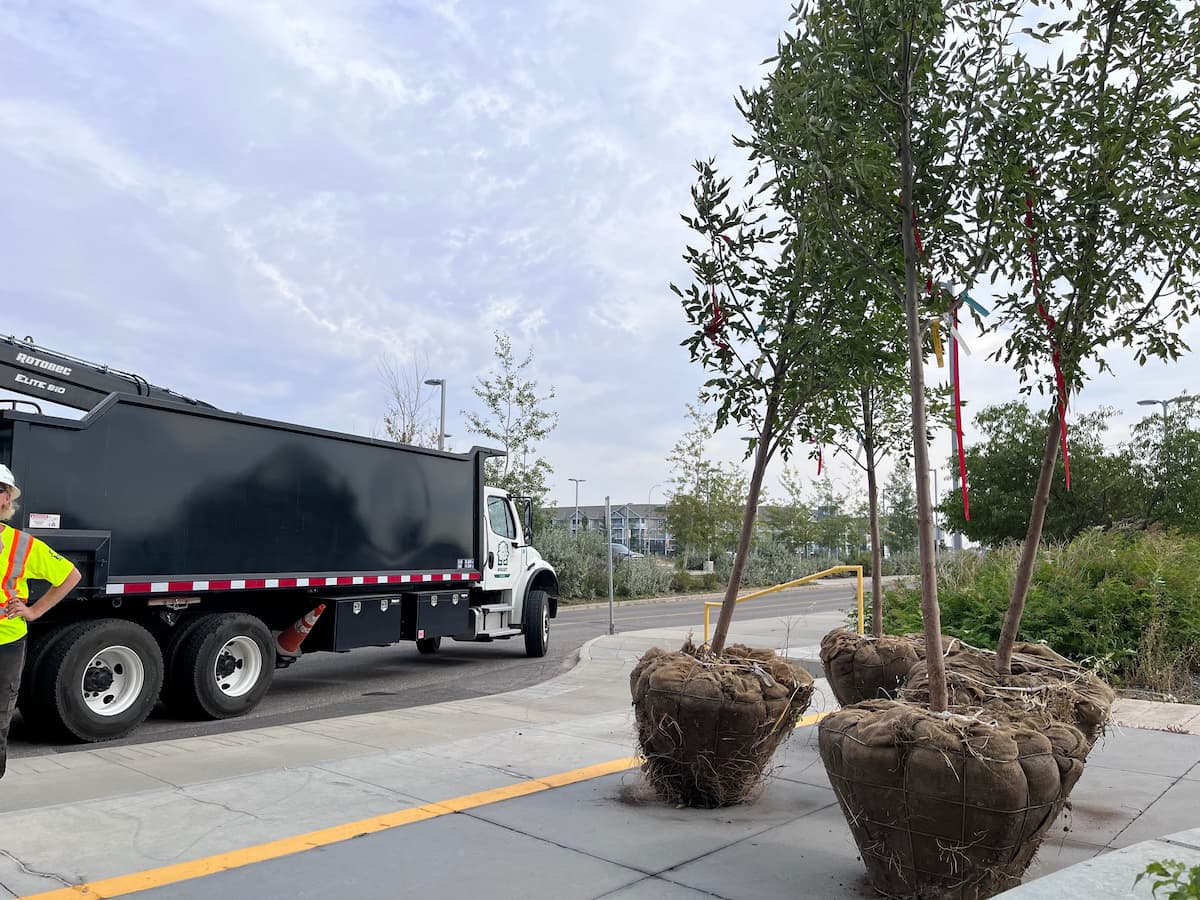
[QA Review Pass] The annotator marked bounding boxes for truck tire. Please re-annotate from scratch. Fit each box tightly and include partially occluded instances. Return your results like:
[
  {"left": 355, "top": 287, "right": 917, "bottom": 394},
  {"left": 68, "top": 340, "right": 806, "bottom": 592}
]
[
  {"left": 523, "top": 589, "right": 549, "bottom": 658},
  {"left": 171, "top": 613, "right": 275, "bottom": 720},
  {"left": 415, "top": 637, "right": 441, "bottom": 654},
  {"left": 158, "top": 614, "right": 222, "bottom": 715},
  {"left": 16, "top": 624, "right": 75, "bottom": 735},
  {"left": 34, "top": 619, "right": 164, "bottom": 742}
]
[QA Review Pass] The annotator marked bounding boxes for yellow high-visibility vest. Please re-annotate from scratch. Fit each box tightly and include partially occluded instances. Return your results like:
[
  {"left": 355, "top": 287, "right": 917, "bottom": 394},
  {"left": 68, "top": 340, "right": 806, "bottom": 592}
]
[{"left": 0, "top": 525, "right": 74, "bottom": 645}]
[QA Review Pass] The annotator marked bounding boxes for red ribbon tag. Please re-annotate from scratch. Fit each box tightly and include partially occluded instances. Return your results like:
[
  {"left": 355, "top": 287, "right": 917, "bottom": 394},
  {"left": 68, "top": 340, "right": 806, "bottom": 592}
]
[{"left": 704, "top": 284, "right": 729, "bottom": 350}]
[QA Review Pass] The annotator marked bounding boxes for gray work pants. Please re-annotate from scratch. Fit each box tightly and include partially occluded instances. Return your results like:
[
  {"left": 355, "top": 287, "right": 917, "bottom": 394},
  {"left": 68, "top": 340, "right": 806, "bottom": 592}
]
[{"left": 0, "top": 637, "right": 25, "bottom": 780}]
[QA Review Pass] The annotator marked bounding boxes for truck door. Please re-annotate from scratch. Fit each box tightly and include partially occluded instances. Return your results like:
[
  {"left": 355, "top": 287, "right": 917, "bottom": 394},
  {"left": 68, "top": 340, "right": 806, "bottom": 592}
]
[{"left": 482, "top": 491, "right": 526, "bottom": 595}]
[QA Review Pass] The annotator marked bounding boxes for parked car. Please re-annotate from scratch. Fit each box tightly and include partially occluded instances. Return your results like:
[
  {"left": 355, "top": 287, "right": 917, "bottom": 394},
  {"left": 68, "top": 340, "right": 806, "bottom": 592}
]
[{"left": 610, "top": 542, "right": 644, "bottom": 561}]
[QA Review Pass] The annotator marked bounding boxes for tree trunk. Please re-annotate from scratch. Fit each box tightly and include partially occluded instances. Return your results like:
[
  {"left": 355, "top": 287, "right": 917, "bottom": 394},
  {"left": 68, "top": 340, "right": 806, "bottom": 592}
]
[
  {"left": 899, "top": 72, "right": 947, "bottom": 712},
  {"left": 862, "top": 387, "right": 884, "bottom": 638},
  {"left": 995, "top": 403, "right": 1063, "bottom": 673},
  {"left": 709, "top": 411, "right": 776, "bottom": 657}
]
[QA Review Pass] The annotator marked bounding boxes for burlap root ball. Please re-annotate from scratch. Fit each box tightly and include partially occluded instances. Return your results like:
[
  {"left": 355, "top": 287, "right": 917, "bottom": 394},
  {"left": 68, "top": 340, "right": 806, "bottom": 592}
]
[
  {"left": 900, "top": 640, "right": 1115, "bottom": 749},
  {"left": 629, "top": 641, "right": 814, "bottom": 808},
  {"left": 819, "top": 699, "right": 1088, "bottom": 900},
  {"left": 819, "top": 628, "right": 924, "bottom": 706}
]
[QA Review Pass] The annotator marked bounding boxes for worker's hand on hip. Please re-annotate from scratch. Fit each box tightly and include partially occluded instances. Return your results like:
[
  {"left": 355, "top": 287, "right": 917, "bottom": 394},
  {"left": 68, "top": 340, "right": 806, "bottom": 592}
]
[{"left": 4, "top": 600, "right": 35, "bottom": 621}]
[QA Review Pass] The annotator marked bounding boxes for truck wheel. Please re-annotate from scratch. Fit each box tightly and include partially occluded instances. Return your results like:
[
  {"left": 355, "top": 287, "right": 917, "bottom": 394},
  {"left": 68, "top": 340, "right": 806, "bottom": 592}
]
[
  {"left": 523, "top": 590, "right": 549, "bottom": 658},
  {"left": 35, "top": 619, "right": 164, "bottom": 742},
  {"left": 171, "top": 613, "right": 275, "bottom": 720},
  {"left": 158, "top": 614, "right": 221, "bottom": 715},
  {"left": 16, "top": 624, "right": 74, "bottom": 735},
  {"left": 415, "top": 637, "right": 442, "bottom": 654}
]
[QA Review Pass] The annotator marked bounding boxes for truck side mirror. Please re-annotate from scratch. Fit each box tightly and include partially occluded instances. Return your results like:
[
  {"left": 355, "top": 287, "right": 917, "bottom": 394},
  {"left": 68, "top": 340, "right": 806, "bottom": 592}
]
[{"left": 519, "top": 498, "right": 534, "bottom": 542}]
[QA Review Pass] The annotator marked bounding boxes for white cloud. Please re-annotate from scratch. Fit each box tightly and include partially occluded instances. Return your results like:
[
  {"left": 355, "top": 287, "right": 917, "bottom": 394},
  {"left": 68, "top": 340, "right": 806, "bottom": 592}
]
[
  {"left": 0, "top": 0, "right": 1193, "bottom": 515},
  {"left": 0, "top": 99, "right": 240, "bottom": 215},
  {"left": 0, "top": 98, "right": 146, "bottom": 191},
  {"left": 195, "top": 0, "right": 435, "bottom": 109},
  {"left": 452, "top": 85, "right": 514, "bottom": 121}
]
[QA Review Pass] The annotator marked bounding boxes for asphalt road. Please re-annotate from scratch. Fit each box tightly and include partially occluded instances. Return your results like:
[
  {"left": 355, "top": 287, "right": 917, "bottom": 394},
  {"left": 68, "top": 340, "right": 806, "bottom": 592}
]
[{"left": 8, "top": 580, "right": 862, "bottom": 757}]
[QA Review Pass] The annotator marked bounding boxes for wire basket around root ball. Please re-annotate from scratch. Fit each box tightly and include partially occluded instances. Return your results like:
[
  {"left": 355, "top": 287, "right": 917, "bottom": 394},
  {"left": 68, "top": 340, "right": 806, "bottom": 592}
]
[
  {"left": 819, "top": 699, "right": 1089, "bottom": 900},
  {"left": 819, "top": 629, "right": 926, "bottom": 706},
  {"left": 900, "top": 640, "right": 1115, "bottom": 750},
  {"left": 629, "top": 640, "right": 814, "bottom": 808}
]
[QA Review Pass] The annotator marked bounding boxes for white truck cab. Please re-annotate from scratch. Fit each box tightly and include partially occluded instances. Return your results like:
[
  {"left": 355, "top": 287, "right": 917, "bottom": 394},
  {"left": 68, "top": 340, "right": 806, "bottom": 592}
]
[{"left": 462, "top": 487, "right": 557, "bottom": 656}]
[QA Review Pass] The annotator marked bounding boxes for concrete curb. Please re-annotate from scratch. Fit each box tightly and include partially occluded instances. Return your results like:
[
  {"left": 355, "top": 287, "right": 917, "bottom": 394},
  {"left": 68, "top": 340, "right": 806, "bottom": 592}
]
[{"left": 1000, "top": 828, "right": 1200, "bottom": 897}]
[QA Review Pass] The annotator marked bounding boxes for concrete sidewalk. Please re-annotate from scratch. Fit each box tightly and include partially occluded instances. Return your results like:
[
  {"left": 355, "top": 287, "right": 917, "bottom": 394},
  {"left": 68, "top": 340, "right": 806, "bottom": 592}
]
[{"left": 1, "top": 600, "right": 1197, "bottom": 899}]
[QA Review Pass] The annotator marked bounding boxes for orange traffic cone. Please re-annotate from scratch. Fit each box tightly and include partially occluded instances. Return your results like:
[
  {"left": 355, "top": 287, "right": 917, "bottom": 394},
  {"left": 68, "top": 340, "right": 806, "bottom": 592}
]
[{"left": 277, "top": 604, "right": 326, "bottom": 657}]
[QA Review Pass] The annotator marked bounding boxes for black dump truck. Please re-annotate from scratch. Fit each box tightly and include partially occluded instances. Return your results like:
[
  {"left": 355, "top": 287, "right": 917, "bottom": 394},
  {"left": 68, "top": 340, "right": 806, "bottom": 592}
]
[{"left": 0, "top": 336, "right": 559, "bottom": 743}]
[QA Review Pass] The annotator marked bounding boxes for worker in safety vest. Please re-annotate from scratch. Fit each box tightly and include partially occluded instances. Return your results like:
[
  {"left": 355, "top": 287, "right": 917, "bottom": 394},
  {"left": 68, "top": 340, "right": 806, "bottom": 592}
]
[{"left": 0, "top": 464, "right": 80, "bottom": 778}]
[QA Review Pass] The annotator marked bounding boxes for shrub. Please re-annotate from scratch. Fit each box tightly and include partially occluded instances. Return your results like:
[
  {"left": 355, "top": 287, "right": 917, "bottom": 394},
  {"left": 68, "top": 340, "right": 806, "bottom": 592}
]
[
  {"left": 880, "top": 528, "right": 1200, "bottom": 692},
  {"left": 537, "top": 527, "right": 612, "bottom": 601},
  {"left": 714, "top": 546, "right": 859, "bottom": 587},
  {"left": 538, "top": 526, "right": 683, "bottom": 601},
  {"left": 614, "top": 557, "right": 676, "bottom": 598}
]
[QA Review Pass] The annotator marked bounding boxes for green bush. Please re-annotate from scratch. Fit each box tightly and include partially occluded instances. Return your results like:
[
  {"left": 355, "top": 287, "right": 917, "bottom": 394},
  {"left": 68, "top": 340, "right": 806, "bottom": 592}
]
[
  {"left": 671, "top": 570, "right": 723, "bottom": 592},
  {"left": 537, "top": 526, "right": 681, "bottom": 601},
  {"left": 879, "top": 550, "right": 922, "bottom": 576},
  {"left": 714, "top": 546, "right": 861, "bottom": 586},
  {"left": 536, "top": 527, "right": 612, "bottom": 601},
  {"left": 613, "top": 556, "right": 676, "bottom": 598},
  {"left": 880, "top": 528, "right": 1200, "bottom": 692}
]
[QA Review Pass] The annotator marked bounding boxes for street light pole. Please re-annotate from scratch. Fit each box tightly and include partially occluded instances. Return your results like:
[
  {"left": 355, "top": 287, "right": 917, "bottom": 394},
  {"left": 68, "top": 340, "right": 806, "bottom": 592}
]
[
  {"left": 568, "top": 477, "right": 586, "bottom": 535},
  {"left": 646, "top": 482, "right": 664, "bottom": 555},
  {"left": 423, "top": 378, "right": 447, "bottom": 451},
  {"left": 1138, "top": 395, "right": 1190, "bottom": 487},
  {"left": 1138, "top": 393, "right": 1190, "bottom": 439}
]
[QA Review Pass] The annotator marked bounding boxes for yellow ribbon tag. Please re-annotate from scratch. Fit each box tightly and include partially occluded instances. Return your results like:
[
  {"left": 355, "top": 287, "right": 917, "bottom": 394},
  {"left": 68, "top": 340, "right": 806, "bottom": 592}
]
[{"left": 931, "top": 319, "right": 944, "bottom": 368}]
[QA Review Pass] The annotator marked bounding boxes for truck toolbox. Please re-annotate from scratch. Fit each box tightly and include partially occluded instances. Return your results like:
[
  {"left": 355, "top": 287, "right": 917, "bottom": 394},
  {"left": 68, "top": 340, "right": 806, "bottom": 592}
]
[
  {"left": 399, "top": 590, "right": 470, "bottom": 640},
  {"left": 332, "top": 596, "right": 406, "bottom": 651}
]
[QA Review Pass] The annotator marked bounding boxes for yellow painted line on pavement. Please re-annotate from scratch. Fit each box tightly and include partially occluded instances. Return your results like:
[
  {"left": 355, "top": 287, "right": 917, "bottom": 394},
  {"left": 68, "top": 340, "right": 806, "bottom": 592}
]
[
  {"left": 21, "top": 717, "right": 833, "bottom": 900},
  {"left": 19, "top": 756, "right": 641, "bottom": 900}
]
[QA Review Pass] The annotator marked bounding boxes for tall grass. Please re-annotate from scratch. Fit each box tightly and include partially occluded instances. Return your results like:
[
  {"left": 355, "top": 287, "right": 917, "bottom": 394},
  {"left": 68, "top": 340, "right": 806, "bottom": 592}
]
[{"left": 881, "top": 528, "right": 1200, "bottom": 692}]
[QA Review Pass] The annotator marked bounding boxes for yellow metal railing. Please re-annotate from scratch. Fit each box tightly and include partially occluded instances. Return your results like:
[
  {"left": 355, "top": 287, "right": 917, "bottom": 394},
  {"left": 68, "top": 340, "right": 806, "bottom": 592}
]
[{"left": 702, "top": 565, "right": 865, "bottom": 644}]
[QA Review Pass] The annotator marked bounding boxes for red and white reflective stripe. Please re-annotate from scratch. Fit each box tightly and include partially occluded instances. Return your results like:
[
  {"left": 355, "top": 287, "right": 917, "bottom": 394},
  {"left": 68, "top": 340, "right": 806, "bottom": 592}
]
[{"left": 104, "top": 571, "right": 480, "bottom": 595}]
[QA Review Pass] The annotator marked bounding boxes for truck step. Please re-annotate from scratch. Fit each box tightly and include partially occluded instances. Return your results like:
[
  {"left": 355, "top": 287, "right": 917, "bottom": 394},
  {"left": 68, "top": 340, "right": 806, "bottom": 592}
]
[{"left": 479, "top": 603, "right": 513, "bottom": 613}]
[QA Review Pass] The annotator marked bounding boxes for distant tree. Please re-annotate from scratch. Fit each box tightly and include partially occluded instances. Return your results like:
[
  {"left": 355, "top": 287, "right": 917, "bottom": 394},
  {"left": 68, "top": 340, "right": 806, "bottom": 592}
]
[
  {"left": 664, "top": 401, "right": 747, "bottom": 563},
  {"left": 762, "top": 465, "right": 816, "bottom": 554},
  {"left": 809, "top": 478, "right": 853, "bottom": 556},
  {"left": 823, "top": 375, "right": 947, "bottom": 633},
  {"left": 940, "top": 401, "right": 1145, "bottom": 545},
  {"left": 378, "top": 353, "right": 440, "bottom": 447},
  {"left": 883, "top": 460, "right": 918, "bottom": 555},
  {"left": 1129, "top": 397, "right": 1200, "bottom": 533},
  {"left": 463, "top": 332, "right": 558, "bottom": 505}
]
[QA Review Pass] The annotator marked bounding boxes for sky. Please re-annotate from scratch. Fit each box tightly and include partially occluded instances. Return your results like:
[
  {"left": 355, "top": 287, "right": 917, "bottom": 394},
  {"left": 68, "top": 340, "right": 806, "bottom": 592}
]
[{"left": 1, "top": 1, "right": 1195, "bottom": 518}]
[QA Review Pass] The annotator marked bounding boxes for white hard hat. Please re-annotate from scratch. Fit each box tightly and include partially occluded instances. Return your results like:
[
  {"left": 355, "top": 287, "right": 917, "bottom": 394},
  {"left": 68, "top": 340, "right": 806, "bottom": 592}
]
[{"left": 0, "top": 464, "right": 20, "bottom": 500}]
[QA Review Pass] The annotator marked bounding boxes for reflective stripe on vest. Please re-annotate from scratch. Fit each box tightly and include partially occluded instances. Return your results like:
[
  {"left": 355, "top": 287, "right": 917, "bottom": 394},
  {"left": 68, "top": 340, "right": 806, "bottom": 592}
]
[{"left": 0, "top": 529, "right": 34, "bottom": 603}]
